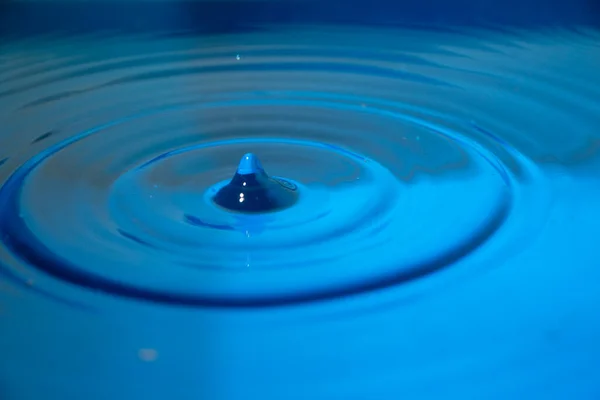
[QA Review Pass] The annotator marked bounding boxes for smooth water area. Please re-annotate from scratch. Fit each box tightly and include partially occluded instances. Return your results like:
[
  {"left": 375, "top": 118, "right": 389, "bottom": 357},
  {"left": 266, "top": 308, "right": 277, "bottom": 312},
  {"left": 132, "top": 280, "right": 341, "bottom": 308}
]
[{"left": 1, "top": 23, "right": 600, "bottom": 399}]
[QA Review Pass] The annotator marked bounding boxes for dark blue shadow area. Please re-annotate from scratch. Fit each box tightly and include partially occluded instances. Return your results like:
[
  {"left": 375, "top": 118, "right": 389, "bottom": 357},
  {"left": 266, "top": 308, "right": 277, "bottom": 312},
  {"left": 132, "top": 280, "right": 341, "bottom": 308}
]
[{"left": 0, "top": 0, "right": 599, "bottom": 38}]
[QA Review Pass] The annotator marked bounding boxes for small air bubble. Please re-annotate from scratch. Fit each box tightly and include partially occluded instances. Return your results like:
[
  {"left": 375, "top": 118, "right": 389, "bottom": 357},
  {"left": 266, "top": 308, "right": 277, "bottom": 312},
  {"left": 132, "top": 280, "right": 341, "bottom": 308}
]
[
  {"left": 138, "top": 348, "right": 158, "bottom": 362},
  {"left": 236, "top": 54, "right": 241, "bottom": 60}
]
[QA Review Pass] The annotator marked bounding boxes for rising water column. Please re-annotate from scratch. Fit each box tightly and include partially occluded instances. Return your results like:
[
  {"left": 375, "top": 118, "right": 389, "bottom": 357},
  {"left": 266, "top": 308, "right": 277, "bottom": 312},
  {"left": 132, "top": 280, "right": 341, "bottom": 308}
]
[{"left": 212, "top": 153, "right": 299, "bottom": 213}]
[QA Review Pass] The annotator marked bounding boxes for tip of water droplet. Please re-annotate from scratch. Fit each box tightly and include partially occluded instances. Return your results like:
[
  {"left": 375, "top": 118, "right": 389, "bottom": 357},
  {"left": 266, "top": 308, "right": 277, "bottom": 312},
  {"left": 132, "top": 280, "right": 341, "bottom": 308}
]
[{"left": 236, "top": 153, "right": 264, "bottom": 176}]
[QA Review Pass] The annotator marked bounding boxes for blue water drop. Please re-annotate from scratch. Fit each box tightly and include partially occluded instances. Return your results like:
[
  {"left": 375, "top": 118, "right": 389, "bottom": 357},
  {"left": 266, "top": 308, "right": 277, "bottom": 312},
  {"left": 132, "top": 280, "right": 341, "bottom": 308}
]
[
  {"left": 212, "top": 153, "right": 299, "bottom": 213},
  {"left": 236, "top": 153, "right": 264, "bottom": 175}
]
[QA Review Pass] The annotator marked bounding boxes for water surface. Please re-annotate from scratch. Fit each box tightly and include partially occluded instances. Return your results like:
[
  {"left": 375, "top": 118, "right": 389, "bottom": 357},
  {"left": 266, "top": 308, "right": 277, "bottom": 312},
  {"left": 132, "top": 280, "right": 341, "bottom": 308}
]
[{"left": 1, "top": 24, "right": 600, "bottom": 399}]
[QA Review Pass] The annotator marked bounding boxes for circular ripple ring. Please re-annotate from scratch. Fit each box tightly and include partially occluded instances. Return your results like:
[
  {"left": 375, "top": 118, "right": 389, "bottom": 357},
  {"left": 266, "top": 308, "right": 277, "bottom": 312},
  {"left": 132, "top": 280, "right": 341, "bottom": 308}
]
[{"left": 0, "top": 95, "right": 537, "bottom": 307}]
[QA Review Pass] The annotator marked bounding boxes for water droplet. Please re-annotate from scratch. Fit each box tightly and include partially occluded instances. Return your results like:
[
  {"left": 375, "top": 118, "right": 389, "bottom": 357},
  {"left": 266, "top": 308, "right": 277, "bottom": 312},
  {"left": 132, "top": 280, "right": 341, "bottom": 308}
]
[
  {"left": 212, "top": 153, "right": 299, "bottom": 214},
  {"left": 237, "top": 153, "right": 263, "bottom": 175}
]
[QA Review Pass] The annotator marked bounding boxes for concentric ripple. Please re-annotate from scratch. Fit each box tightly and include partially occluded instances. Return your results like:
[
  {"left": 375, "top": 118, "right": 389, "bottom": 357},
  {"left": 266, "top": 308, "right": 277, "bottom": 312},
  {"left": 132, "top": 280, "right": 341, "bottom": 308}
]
[
  {"left": 1, "top": 26, "right": 597, "bottom": 308},
  {"left": 2, "top": 22, "right": 600, "bottom": 400},
  {"left": 0, "top": 95, "right": 539, "bottom": 307}
]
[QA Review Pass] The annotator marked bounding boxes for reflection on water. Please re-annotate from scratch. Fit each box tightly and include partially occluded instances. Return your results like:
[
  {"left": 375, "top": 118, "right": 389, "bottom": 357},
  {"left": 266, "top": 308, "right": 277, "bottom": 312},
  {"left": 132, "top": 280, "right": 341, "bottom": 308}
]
[{"left": 0, "top": 23, "right": 600, "bottom": 400}]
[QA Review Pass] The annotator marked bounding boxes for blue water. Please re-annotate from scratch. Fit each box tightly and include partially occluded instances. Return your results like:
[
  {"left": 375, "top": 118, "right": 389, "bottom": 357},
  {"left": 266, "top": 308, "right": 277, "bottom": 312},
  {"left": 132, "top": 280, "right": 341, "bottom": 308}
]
[{"left": 1, "top": 2, "right": 600, "bottom": 399}]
